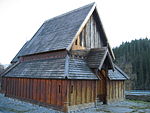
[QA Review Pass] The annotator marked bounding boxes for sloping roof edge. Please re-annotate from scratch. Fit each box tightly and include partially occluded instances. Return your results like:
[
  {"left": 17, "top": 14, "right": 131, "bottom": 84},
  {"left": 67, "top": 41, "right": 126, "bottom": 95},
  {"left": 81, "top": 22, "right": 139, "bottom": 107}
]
[
  {"left": 114, "top": 65, "right": 130, "bottom": 80},
  {"left": 1, "top": 62, "right": 19, "bottom": 77},
  {"left": 98, "top": 48, "right": 108, "bottom": 70}
]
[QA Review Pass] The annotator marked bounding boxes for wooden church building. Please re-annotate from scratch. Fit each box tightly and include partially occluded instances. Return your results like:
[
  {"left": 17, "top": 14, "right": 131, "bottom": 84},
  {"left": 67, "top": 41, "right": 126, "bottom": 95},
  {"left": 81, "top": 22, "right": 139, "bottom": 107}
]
[{"left": 1, "top": 3, "right": 129, "bottom": 112}]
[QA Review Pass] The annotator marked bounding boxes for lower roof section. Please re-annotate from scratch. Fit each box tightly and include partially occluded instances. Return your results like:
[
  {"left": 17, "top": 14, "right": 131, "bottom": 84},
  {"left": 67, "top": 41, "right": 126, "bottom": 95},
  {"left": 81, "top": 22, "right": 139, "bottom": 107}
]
[
  {"left": 108, "top": 65, "right": 129, "bottom": 80},
  {"left": 4, "top": 57, "right": 98, "bottom": 80},
  {"left": 4, "top": 58, "right": 66, "bottom": 79},
  {"left": 68, "top": 58, "right": 98, "bottom": 79}
]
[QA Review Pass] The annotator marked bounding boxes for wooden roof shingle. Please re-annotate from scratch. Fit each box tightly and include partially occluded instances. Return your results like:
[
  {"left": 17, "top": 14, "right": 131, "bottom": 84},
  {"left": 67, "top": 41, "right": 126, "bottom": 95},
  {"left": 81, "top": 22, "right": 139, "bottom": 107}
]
[
  {"left": 86, "top": 48, "right": 108, "bottom": 69},
  {"left": 108, "top": 65, "right": 129, "bottom": 80},
  {"left": 5, "top": 56, "right": 98, "bottom": 80}
]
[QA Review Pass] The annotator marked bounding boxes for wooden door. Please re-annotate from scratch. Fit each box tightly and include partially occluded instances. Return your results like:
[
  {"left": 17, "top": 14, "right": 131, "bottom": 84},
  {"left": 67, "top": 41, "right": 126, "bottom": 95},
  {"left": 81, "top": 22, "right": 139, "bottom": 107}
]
[{"left": 97, "top": 70, "right": 107, "bottom": 104}]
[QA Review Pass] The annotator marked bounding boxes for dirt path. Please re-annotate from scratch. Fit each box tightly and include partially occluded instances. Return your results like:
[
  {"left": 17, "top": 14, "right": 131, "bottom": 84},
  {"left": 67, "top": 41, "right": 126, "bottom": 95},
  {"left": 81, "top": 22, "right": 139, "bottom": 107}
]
[{"left": 0, "top": 93, "right": 150, "bottom": 113}]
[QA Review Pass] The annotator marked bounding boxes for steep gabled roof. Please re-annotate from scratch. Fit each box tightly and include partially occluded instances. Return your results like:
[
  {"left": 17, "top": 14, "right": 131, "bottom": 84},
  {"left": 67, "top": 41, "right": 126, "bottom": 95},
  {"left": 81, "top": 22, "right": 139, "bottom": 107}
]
[
  {"left": 11, "top": 2, "right": 115, "bottom": 63},
  {"left": 108, "top": 65, "right": 129, "bottom": 80},
  {"left": 11, "top": 3, "right": 95, "bottom": 63}
]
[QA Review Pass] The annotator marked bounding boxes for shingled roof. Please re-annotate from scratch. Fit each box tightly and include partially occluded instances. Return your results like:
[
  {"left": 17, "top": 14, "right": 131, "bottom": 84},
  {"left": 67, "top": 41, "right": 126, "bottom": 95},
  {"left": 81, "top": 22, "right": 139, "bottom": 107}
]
[
  {"left": 86, "top": 48, "right": 114, "bottom": 70},
  {"left": 5, "top": 56, "right": 98, "bottom": 80},
  {"left": 108, "top": 65, "right": 129, "bottom": 80},
  {"left": 11, "top": 2, "right": 115, "bottom": 63},
  {"left": 11, "top": 3, "right": 96, "bottom": 63}
]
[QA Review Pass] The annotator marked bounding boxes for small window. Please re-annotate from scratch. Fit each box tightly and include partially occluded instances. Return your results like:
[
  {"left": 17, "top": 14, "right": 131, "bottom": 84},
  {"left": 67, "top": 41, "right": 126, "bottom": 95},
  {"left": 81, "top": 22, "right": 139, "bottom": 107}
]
[
  {"left": 71, "top": 85, "right": 73, "bottom": 93},
  {"left": 75, "top": 39, "right": 78, "bottom": 45},
  {"left": 58, "top": 85, "right": 61, "bottom": 93}
]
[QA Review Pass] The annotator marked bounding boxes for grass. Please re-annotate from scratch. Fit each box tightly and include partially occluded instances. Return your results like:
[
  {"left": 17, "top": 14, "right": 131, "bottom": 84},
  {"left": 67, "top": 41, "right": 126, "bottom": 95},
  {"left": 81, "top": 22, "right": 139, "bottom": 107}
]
[{"left": 126, "top": 99, "right": 150, "bottom": 104}]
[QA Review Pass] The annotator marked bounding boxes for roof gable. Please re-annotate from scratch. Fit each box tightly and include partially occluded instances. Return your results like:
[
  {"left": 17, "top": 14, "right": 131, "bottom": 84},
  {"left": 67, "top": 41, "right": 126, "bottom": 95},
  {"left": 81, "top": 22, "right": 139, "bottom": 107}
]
[
  {"left": 11, "top": 2, "right": 115, "bottom": 63},
  {"left": 11, "top": 3, "right": 95, "bottom": 62}
]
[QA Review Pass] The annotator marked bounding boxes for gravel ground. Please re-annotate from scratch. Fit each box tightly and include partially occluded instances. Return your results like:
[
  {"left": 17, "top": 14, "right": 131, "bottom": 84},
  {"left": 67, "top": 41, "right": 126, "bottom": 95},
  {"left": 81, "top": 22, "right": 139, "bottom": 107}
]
[{"left": 0, "top": 93, "right": 150, "bottom": 113}]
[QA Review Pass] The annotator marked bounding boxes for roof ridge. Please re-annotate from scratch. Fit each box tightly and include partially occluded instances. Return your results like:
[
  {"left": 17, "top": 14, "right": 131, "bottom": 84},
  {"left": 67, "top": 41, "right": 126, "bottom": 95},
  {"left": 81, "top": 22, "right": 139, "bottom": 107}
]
[{"left": 44, "top": 2, "right": 95, "bottom": 23}]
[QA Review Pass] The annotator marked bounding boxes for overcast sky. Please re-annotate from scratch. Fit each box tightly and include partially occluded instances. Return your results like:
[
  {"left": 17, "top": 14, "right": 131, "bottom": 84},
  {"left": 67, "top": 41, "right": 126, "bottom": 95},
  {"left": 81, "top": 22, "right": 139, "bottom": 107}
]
[{"left": 0, "top": 0, "right": 150, "bottom": 64}]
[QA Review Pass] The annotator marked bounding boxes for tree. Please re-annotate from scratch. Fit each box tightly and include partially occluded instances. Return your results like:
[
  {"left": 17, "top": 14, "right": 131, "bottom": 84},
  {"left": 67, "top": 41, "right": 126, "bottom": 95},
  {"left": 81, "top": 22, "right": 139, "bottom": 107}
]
[
  {"left": 113, "top": 38, "right": 150, "bottom": 90},
  {"left": 0, "top": 63, "right": 4, "bottom": 74}
]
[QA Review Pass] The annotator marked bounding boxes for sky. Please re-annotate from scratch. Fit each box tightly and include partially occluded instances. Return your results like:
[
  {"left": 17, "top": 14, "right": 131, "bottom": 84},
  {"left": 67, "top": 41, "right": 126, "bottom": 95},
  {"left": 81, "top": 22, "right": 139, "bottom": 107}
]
[{"left": 0, "top": 0, "right": 150, "bottom": 64}]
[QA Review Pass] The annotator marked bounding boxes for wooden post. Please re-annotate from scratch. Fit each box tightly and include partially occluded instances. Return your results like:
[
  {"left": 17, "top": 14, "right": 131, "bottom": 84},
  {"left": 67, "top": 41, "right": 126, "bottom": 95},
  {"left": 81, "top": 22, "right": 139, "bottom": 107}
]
[{"left": 95, "top": 80, "right": 98, "bottom": 107}]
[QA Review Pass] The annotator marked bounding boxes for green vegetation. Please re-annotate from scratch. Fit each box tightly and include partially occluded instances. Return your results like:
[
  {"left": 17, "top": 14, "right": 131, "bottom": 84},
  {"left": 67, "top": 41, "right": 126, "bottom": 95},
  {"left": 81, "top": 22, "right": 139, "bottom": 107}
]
[{"left": 113, "top": 38, "right": 150, "bottom": 90}]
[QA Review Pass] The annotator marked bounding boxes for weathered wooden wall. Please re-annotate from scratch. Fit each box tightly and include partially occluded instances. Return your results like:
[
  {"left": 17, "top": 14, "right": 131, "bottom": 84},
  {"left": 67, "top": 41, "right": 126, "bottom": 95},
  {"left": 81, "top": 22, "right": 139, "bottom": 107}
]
[
  {"left": 67, "top": 80, "right": 96, "bottom": 106},
  {"left": 2, "top": 78, "right": 67, "bottom": 111},
  {"left": 2, "top": 78, "right": 96, "bottom": 111},
  {"left": 106, "top": 80, "right": 125, "bottom": 103},
  {"left": 72, "top": 15, "right": 104, "bottom": 50},
  {"left": 96, "top": 70, "right": 125, "bottom": 103},
  {"left": 20, "top": 50, "right": 67, "bottom": 62}
]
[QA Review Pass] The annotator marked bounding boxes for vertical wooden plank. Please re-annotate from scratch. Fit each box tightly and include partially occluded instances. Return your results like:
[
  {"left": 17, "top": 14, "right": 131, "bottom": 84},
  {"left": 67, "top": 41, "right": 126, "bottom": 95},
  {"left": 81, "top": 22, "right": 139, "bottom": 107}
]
[
  {"left": 97, "top": 28, "right": 101, "bottom": 48},
  {"left": 18, "top": 78, "right": 21, "bottom": 97},
  {"left": 86, "top": 19, "right": 91, "bottom": 48},
  {"left": 123, "top": 81, "right": 125, "bottom": 98},
  {"left": 107, "top": 80, "right": 110, "bottom": 102},
  {"left": 81, "top": 80, "right": 86, "bottom": 104},
  {"left": 39, "top": 79, "right": 43, "bottom": 102},
  {"left": 118, "top": 81, "right": 120, "bottom": 99},
  {"left": 33, "top": 79, "right": 36, "bottom": 100},
  {"left": 76, "top": 80, "right": 81, "bottom": 104},
  {"left": 40, "top": 79, "right": 45, "bottom": 103},
  {"left": 20, "top": 78, "right": 23, "bottom": 98},
  {"left": 35, "top": 79, "right": 38, "bottom": 101},
  {"left": 112, "top": 81, "right": 115, "bottom": 101},
  {"left": 91, "top": 16, "right": 94, "bottom": 48},
  {"left": 15, "top": 78, "right": 17, "bottom": 97},
  {"left": 115, "top": 81, "right": 117, "bottom": 100},
  {"left": 5, "top": 78, "right": 8, "bottom": 95},
  {"left": 30, "top": 79, "right": 33, "bottom": 100},
  {"left": 7, "top": 78, "right": 10, "bottom": 96},
  {"left": 37, "top": 79, "right": 40, "bottom": 101},
  {"left": 51, "top": 80, "right": 57, "bottom": 105},
  {"left": 74, "top": 80, "right": 77, "bottom": 105},
  {"left": 89, "top": 80, "right": 92, "bottom": 102},
  {"left": 44, "top": 79, "right": 47, "bottom": 103},
  {"left": 26, "top": 78, "right": 29, "bottom": 99},
  {"left": 56, "top": 80, "right": 62, "bottom": 106},
  {"left": 110, "top": 81, "right": 112, "bottom": 102},
  {"left": 24, "top": 78, "right": 27, "bottom": 98},
  {"left": 86, "top": 80, "right": 90, "bottom": 103},
  {"left": 63, "top": 80, "right": 69, "bottom": 112},
  {"left": 12, "top": 78, "right": 14, "bottom": 96},
  {"left": 69, "top": 80, "right": 74, "bottom": 105},
  {"left": 9, "top": 78, "right": 11, "bottom": 96},
  {"left": 91, "top": 81, "right": 94, "bottom": 102},
  {"left": 19, "top": 78, "right": 21, "bottom": 97},
  {"left": 21, "top": 78, "right": 24, "bottom": 98},
  {"left": 47, "top": 79, "right": 51, "bottom": 104}
]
